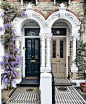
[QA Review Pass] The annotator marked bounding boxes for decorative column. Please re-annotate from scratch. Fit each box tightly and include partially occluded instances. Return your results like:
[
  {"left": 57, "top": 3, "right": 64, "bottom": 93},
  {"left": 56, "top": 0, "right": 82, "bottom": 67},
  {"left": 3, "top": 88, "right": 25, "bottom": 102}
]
[
  {"left": 66, "top": 36, "right": 69, "bottom": 77},
  {"left": 40, "top": 35, "right": 45, "bottom": 67},
  {"left": 40, "top": 33, "right": 52, "bottom": 104},
  {"left": 35, "top": 0, "right": 38, "bottom": 5},
  {"left": 54, "top": 0, "right": 56, "bottom": 5},
  {"left": 68, "top": 0, "right": 71, "bottom": 4},
  {"left": 46, "top": 34, "right": 52, "bottom": 72},
  {"left": 46, "top": 37, "right": 51, "bottom": 67},
  {"left": 71, "top": 34, "right": 78, "bottom": 73},
  {"left": 21, "top": 0, "right": 23, "bottom": 5}
]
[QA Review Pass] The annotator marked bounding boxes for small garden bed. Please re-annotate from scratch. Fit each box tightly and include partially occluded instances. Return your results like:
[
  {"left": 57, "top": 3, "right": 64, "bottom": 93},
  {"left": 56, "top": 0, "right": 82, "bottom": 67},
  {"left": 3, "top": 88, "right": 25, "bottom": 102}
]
[{"left": 2, "top": 87, "right": 15, "bottom": 104}]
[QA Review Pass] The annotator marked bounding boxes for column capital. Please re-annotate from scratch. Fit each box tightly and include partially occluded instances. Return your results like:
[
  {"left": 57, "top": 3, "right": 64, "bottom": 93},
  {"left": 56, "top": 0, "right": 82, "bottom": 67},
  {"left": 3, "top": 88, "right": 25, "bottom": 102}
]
[
  {"left": 46, "top": 33, "right": 52, "bottom": 41},
  {"left": 73, "top": 33, "right": 80, "bottom": 40},
  {"left": 40, "top": 33, "right": 46, "bottom": 40}
]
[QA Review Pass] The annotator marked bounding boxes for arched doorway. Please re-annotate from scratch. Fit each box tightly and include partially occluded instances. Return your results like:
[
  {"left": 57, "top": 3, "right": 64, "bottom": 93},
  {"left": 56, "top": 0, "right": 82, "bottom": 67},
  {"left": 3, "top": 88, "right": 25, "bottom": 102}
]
[
  {"left": 51, "top": 20, "right": 69, "bottom": 77},
  {"left": 23, "top": 20, "right": 40, "bottom": 78}
]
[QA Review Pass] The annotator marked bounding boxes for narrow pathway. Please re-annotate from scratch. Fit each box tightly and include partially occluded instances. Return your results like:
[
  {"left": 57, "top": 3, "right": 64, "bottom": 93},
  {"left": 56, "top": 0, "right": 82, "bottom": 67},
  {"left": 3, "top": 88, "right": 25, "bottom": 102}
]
[
  {"left": 54, "top": 77, "right": 86, "bottom": 104},
  {"left": 7, "top": 87, "right": 40, "bottom": 104}
]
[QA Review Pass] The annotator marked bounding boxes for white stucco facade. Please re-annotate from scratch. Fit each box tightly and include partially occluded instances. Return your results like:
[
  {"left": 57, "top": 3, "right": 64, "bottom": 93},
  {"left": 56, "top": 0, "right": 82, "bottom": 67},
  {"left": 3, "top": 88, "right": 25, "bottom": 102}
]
[{"left": 0, "top": 2, "right": 84, "bottom": 104}]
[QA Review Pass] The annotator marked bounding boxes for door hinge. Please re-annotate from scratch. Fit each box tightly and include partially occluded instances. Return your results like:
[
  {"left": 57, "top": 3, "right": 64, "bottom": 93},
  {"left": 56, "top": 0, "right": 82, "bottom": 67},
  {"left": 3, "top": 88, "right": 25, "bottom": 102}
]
[
  {"left": 25, "top": 65, "right": 26, "bottom": 68},
  {"left": 65, "top": 64, "right": 66, "bottom": 66},
  {"left": 25, "top": 48, "right": 26, "bottom": 51}
]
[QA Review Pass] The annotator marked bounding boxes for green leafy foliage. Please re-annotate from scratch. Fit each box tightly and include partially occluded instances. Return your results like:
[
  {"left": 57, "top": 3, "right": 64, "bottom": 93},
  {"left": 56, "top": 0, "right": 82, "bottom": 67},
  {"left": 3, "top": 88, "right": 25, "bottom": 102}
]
[{"left": 73, "top": 40, "right": 86, "bottom": 71}]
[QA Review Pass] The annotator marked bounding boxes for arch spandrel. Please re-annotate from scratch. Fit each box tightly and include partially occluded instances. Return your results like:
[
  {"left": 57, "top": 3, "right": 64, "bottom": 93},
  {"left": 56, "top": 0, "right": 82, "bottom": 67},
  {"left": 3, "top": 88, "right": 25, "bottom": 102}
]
[{"left": 12, "top": 3, "right": 81, "bottom": 37}]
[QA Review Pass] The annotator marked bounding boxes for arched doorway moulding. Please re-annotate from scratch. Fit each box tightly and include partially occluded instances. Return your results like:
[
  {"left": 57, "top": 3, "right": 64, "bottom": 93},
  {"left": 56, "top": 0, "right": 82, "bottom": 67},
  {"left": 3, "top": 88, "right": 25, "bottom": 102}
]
[
  {"left": 12, "top": 3, "right": 51, "bottom": 76},
  {"left": 12, "top": 3, "right": 81, "bottom": 73},
  {"left": 46, "top": 3, "right": 81, "bottom": 73}
]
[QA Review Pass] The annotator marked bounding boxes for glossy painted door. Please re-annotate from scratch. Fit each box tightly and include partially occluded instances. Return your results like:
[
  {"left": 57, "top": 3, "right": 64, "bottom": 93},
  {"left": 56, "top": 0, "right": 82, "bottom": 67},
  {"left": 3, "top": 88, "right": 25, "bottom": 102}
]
[
  {"left": 25, "top": 38, "right": 40, "bottom": 77},
  {"left": 51, "top": 38, "right": 66, "bottom": 77}
]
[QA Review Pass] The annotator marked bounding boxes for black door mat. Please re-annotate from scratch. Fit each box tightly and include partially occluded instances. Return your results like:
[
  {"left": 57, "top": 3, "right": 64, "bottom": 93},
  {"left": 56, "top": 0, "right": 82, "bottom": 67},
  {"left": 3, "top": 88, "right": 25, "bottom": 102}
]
[{"left": 17, "top": 77, "right": 40, "bottom": 87}]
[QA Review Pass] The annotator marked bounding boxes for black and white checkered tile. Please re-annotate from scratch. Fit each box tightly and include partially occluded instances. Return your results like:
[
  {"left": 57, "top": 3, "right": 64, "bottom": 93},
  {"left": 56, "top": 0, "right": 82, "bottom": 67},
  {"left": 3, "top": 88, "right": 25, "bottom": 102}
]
[
  {"left": 55, "top": 86, "right": 86, "bottom": 104},
  {"left": 54, "top": 77, "right": 71, "bottom": 84},
  {"left": 7, "top": 88, "right": 40, "bottom": 104}
]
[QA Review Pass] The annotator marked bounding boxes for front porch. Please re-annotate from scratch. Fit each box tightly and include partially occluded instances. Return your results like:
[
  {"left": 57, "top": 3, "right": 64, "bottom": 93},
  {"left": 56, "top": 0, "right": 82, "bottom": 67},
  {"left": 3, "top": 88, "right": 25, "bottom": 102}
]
[{"left": 2, "top": 77, "right": 86, "bottom": 104}]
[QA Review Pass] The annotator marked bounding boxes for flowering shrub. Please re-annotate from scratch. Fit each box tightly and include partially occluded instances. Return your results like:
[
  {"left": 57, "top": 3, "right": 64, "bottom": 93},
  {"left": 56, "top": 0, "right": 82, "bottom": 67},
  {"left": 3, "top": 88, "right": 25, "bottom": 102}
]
[{"left": 0, "top": 1, "right": 27, "bottom": 89}]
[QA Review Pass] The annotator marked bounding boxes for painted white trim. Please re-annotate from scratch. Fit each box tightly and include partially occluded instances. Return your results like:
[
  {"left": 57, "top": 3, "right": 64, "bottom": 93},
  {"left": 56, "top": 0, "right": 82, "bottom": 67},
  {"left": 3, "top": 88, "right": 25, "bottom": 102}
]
[
  {"left": 11, "top": 3, "right": 81, "bottom": 78},
  {"left": 25, "top": 36, "right": 40, "bottom": 38},
  {"left": 70, "top": 78, "right": 86, "bottom": 87}
]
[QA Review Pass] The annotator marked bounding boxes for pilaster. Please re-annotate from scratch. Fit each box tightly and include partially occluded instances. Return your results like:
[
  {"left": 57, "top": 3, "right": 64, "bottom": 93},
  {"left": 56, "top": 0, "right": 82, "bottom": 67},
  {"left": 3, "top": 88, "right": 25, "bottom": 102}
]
[{"left": 71, "top": 33, "right": 79, "bottom": 73}]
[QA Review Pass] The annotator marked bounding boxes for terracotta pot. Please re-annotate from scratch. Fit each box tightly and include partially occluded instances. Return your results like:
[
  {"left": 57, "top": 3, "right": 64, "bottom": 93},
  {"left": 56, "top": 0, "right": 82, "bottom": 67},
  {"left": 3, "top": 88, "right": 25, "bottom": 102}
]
[{"left": 80, "top": 82, "right": 86, "bottom": 93}]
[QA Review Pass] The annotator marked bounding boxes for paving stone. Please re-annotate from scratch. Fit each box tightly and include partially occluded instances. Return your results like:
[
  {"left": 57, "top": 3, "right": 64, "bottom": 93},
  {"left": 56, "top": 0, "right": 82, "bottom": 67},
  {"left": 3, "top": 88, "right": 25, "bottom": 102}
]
[
  {"left": 7, "top": 87, "right": 40, "bottom": 104},
  {"left": 55, "top": 86, "right": 86, "bottom": 104}
]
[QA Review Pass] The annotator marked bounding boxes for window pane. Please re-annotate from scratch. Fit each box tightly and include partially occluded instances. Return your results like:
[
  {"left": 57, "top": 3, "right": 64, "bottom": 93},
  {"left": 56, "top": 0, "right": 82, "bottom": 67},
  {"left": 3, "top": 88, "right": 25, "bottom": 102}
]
[
  {"left": 25, "top": 28, "right": 40, "bottom": 36},
  {"left": 60, "top": 40, "right": 63, "bottom": 58},
  {"left": 27, "top": 40, "right": 31, "bottom": 58},
  {"left": 53, "top": 40, "right": 56, "bottom": 58},
  {"left": 35, "top": 40, "right": 39, "bottom": 58},
  {"left": 52, "top": 28, "right": 66, "bottom": 36}
]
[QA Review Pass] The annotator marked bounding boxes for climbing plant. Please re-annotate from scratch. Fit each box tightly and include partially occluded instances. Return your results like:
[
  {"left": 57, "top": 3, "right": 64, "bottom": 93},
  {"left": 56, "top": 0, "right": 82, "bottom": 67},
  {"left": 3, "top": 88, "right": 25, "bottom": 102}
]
[
  {"left": 0, "top": 1, "right": 27, "bottom": 90},
  {"left": 73, "top": 40, "right": 86, "bottom": 71}
]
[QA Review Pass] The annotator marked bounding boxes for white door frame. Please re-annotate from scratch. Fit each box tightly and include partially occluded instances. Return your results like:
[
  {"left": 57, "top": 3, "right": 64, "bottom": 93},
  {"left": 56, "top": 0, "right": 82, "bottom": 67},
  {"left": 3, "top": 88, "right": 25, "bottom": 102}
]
[
  {"left": 22, "top": 26, "right": 40, "bottom": 77},
  {"left": 51, "top": 26, "right": 70, "bottom": 77}
]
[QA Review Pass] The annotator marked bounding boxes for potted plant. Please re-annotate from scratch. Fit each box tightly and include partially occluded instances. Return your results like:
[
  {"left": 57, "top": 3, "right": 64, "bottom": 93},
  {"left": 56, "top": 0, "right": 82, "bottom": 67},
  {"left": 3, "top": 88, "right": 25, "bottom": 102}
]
[{"left": 73, "top": 40, "right": 86, "bottom": 93}]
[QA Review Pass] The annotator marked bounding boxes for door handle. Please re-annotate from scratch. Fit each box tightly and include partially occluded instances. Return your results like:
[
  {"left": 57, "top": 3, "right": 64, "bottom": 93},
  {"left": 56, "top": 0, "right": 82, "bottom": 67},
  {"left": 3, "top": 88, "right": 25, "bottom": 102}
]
[
  {"left": 31, "top": 60, "right": 36, "bottom": 62},
  {"left": 57, "top": 54, "right": 59, "bottom": 56},
  {"left": 32, "top": 56, "right": 34, "bottom": 57},
  {"left": 56, "top": 60, "right": 60, "bottom": 62}
]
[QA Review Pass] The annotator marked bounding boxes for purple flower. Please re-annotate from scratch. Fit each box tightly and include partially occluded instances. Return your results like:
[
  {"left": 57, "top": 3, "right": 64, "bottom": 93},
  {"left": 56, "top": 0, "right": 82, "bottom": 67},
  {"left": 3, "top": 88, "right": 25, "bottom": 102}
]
[
  {"left": 15, "top": 72, "right": 18, "bottom": 77},
  {"left": 20, "top": 11, "right": 27, "bottom": 17},
  {"left": 11, "top": 67, "right": 14, "bottom": 71},
  {"left": 4, "top": 71, "right": 7, "bottom": 73},
  {"left": 12, "top": 29, "right": 16, "bottom": 34},
  {"left": 1, "top": 13, "right": 5, "bottom": 17},
  {"left": 3, "top": 75, "right": 6, "bottom": 78},
  {"left": 17, "top": 6, "right": 20, "bottom": 10},
  {"left": 6, "top": 66, "right": 9, "bottom": 70},
  {"left": 0, "top": 27, "right": 3, "bottom": 31},
  {"left": 5, "top": 60, "right": 8, "bottom": 64},
  {"left": 9, "top": 76, "right": 11, "bottom": 80},
  {"left": 4, "top": 78, "right": 8, "bottom": 84},
  {"left": 5, "top": 15, "right": 8, "bottom": 19},
  {"left": 0, "top": 61, "right": 4, "bottom": 66},
  {"left": 11, "top": 71, "right": 13, "bottom": 75},
  {"left": 13, "top": 74, "right": 15, "bottom": 78},
  {"left": 4, "top": 24, "right": 7, "bottom": 29},
  {"left": 7, "top": 23, "right": 10, "bottom": 27},
  {"left": 7, "top": 71, "right": 10, "bottom": 75},
  {"left": 12, "top": 38, "right": 16, "bottom": 41},
  {"left": 6, "top": 55, "right": 9, "bottom": 59},
  {"left": 13, "top": 35, "right": 17, "bottom": 39},
  {"left": 17, "top": 65, "right": 19, "bottom": 68},
  {"left": 11, "top": 62, "right": 15, "bottom": 66},
  {"left": 13, "top": 48, "right": 18, "bottom": 53}
]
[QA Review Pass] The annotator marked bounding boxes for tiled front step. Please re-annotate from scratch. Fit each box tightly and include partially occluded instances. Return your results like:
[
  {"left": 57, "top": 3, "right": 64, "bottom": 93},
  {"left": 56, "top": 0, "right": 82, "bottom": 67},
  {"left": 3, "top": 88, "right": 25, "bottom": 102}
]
[
  {"left": 55, "top": 86, "right": 86, "bottom": 104},
  {"left": 54, "top": 77, "right": 72, "bottom": 86},
  {"left": 17, "top": 77, "right": 40, "bottom": 87},
  {"left": 7, "top": 87, "right": 40, "bottom": 104}
]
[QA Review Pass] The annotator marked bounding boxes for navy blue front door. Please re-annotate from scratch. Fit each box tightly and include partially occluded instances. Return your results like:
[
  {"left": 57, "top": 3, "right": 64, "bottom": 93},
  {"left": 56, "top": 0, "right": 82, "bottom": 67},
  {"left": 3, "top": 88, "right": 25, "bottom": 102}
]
[{"left": 25, "top": 38, "right": 40, "bottom": 77}]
